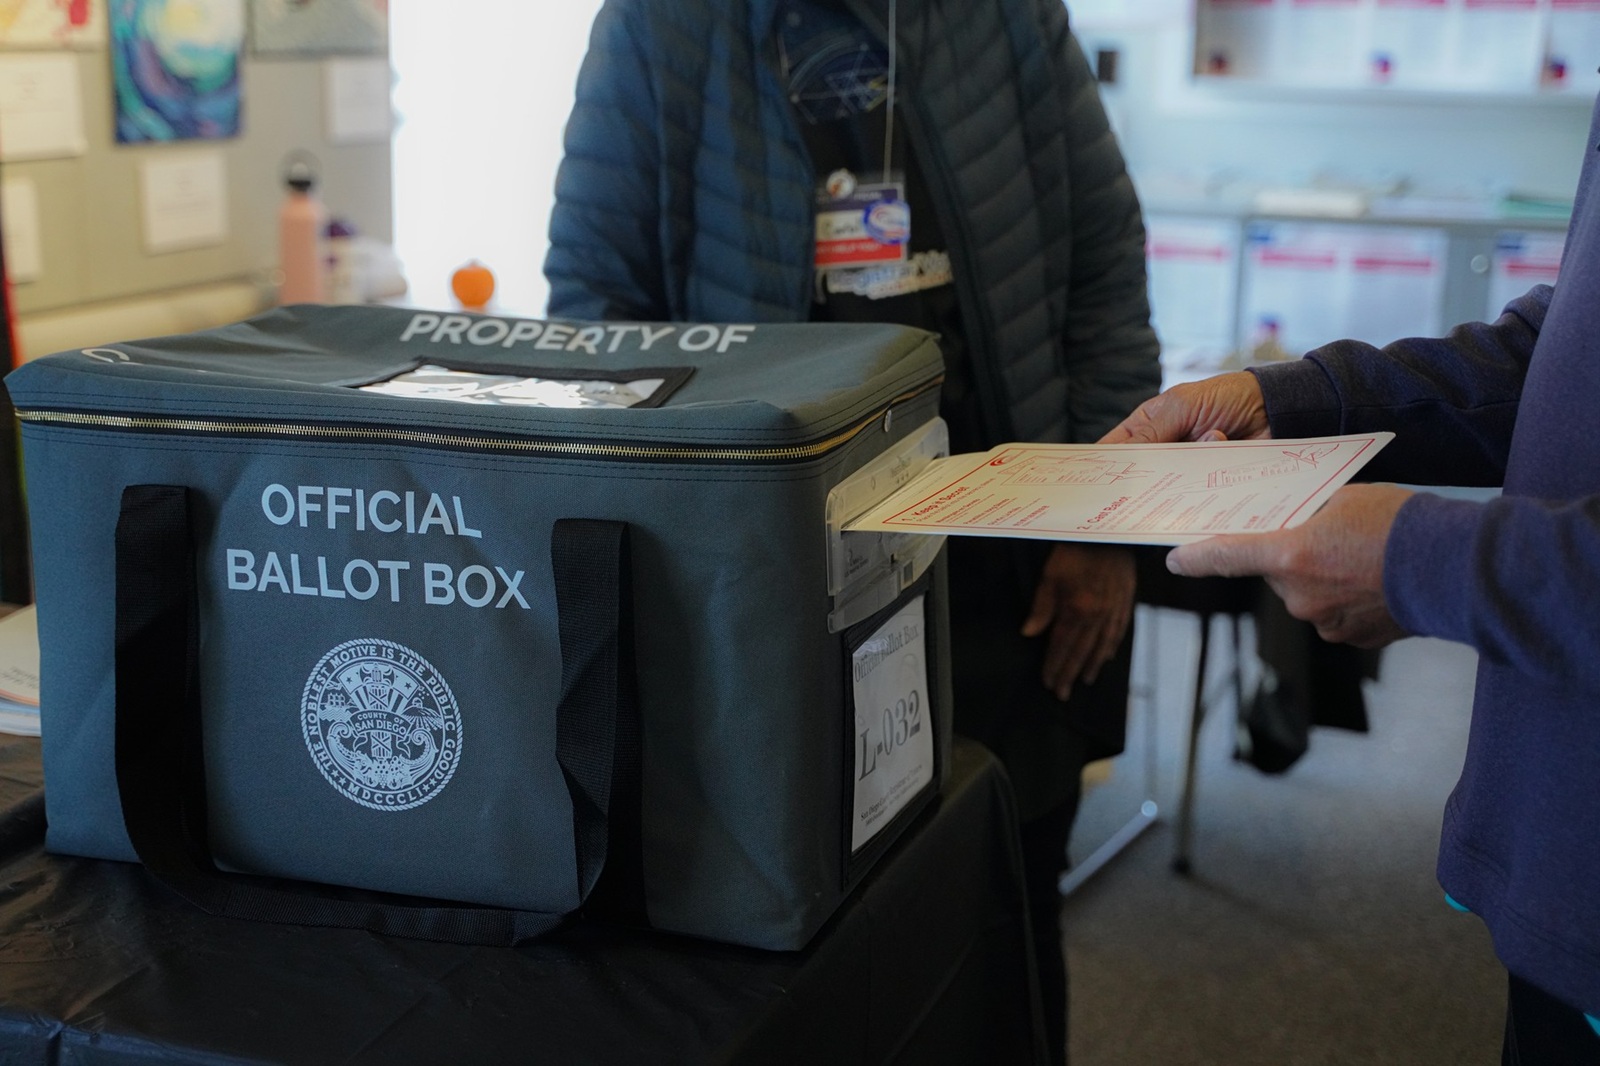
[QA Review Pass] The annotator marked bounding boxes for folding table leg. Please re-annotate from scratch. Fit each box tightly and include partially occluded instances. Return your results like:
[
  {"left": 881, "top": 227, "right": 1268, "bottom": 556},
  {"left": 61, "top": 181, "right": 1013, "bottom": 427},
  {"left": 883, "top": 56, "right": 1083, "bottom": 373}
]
[{"left": 1171, "top": 613, "right": 1212, "bottom": 876}]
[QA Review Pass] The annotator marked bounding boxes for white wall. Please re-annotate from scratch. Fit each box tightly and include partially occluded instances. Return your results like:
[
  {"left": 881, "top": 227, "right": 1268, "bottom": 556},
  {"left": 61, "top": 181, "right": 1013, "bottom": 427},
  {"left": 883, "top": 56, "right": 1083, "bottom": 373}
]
[
  {"left": 390, "top": 2, "right": 1592, "bottom": 318},
  {"left": 390, "top": 2, "right": 603, "bottom": 317}
]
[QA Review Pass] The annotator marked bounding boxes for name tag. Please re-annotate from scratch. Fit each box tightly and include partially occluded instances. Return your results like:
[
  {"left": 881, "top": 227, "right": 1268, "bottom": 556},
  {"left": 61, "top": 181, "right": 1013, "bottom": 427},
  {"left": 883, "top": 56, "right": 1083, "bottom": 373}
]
[{"left": 815, "top": 175, "right": 910, "bottom": 271}]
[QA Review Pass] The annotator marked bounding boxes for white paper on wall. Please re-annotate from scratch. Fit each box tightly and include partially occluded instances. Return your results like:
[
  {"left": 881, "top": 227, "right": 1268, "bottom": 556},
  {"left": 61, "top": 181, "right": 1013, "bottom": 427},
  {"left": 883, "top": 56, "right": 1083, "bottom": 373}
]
[
  {"left": 1452, "top": 0, "right": 1543, "bottom": 91},
  {"left": 139, "top": 151, "right": 229, "bottom": 254},
  {"left": 1, "top": 176, "right": 41, "bottom": 282},
  {"left": 1370, "top": 0, "right": 1454, "bottom": 88},
  {"left": 1280, "top": 0, "right": 1372, "bottom": 87},
  {"left": 0, "top": 54, "right": 86, "bottom": 161},
  {"left": 325, "top": 57, "right": 393, "bottom": 144},
  {"left": 1239, "top": 222, "right": 1349, "bottom": 356},
  {"left": 1145, "top": 214, "right": 1242, "bottom": 361},
  {"left": 1239, "top": 222, "right": 1447, "bottom": 355},
  {"left": 1343, "top": 226, "right": 1447, "bottom": 345},
  {"left": 1487, "top": 230, "right": 1565, "bottom": 319}
]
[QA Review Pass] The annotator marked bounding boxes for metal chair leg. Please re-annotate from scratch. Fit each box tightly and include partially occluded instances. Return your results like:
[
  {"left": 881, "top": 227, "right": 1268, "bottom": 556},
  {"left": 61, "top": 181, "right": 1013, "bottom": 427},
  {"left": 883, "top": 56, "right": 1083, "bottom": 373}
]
[
  {"left": 1172, "top": 612, "right": 1211, "bottom": 876},
  {"left": 1059, "top": 605, "right": 1162, "bottom": 898}
]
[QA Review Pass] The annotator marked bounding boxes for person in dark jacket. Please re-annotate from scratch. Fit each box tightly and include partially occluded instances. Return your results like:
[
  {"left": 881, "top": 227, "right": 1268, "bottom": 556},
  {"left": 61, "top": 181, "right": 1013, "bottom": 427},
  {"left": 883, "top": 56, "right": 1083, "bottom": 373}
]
[
  {"left": 1102, "top": 92, "right": 1600, "bottom": 1064},
  {"left": 546, "top": 2, "right": 1160, "bottom": 1059}
]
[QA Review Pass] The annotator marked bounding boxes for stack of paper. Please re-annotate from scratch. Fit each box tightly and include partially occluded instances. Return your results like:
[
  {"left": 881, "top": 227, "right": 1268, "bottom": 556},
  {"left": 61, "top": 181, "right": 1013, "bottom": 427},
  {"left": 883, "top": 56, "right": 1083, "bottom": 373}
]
[{"left": 0, "top": 605, "right": 40, "bottom": 737}]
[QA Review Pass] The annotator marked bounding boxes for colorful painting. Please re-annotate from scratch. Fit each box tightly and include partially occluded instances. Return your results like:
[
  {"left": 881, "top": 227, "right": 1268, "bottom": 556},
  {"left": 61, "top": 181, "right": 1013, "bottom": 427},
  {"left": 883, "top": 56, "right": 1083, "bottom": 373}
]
[
  {"left": 0, "top": 0, "right": 106, "bottom": 50},
  {"left": 250, "top": 0, "right": 385, "bottom": 57},
  {"left": 110, "top": 0, "right": 243, "bottom": 143}
]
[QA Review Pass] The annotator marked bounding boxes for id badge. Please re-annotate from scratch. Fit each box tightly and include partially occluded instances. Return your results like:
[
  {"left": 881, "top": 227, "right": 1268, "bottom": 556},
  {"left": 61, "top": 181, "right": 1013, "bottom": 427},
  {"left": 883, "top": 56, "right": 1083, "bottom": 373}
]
[{"left": 814, "top": 169, "right": 910, "bottom": 271}]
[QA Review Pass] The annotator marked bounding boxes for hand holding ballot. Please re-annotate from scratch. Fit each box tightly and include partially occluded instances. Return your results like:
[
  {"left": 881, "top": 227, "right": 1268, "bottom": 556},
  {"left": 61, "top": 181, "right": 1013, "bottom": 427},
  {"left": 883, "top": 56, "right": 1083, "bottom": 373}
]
[
  {"left": 844, "top": 425, "right": 1391, "bottom": 547},
  {"left": 1098, "top": 370, "right": 1272, "bottom": 447},
  {"left": 841, "top": 371, "right": 1406, "bottom": 646},
  {"left": 1100, "top": 371, "right": 1412, "bottom": 650},
  {"left": 1165, "top": 482, "right": 1413, "bottom": 648}
]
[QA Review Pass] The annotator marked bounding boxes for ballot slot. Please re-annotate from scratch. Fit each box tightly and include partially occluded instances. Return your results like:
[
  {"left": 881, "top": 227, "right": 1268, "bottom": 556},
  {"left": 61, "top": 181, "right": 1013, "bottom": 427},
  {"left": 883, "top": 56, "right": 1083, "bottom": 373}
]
[{"left": 825, "top": 417, "right": 949, "bottom": 633}]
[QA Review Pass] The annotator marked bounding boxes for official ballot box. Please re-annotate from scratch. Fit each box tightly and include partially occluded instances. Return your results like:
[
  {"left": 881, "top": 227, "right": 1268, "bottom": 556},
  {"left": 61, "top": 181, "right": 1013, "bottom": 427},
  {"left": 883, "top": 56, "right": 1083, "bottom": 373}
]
[{"left": 7, "top": 305, "right": 956, "bottom": 951}]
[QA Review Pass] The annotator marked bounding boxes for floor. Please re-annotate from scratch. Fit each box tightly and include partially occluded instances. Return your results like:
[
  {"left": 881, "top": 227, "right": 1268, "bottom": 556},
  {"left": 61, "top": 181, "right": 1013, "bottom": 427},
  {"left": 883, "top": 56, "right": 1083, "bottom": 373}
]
[{"left": 1060, "top": 606, "right": 1506, "bottom": 1066}]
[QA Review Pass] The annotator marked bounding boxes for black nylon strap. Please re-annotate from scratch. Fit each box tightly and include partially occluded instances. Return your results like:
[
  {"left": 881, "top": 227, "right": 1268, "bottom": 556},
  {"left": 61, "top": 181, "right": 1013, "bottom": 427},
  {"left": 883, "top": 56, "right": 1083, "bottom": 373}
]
[
  {"left": 552, "top": 518, "right": 646, "bottom": 924},
  {"left": 113, "top": 485, "right": 637, "bottom": 945}
]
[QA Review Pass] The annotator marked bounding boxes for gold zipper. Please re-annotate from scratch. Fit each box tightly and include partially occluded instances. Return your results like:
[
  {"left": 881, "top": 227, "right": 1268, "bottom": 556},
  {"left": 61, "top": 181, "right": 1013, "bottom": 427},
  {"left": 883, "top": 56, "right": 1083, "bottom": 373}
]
[{"left": 15, "top": 375, "right": 944, "bottom": 464}]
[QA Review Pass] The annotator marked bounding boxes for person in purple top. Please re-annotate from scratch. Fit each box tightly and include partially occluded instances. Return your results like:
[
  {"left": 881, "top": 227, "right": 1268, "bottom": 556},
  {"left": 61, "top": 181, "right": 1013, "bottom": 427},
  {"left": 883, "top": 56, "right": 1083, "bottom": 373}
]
[{"left": 1102, "top": 93, "right": 1600, "bottom": 1063}]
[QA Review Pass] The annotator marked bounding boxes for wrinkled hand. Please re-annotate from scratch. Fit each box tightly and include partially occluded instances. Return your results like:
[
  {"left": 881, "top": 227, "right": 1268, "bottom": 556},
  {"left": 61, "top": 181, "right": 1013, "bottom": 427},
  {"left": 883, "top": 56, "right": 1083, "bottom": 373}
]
[
  {"left": 1167, "top": 483, "right": 1416, "bottom": 648},
  {"left": 1099, "top": 371, "right": 1270, "bottom": 445},
  {"left": 1022, "top": 543, "right": 1136, "bottom": 701}
]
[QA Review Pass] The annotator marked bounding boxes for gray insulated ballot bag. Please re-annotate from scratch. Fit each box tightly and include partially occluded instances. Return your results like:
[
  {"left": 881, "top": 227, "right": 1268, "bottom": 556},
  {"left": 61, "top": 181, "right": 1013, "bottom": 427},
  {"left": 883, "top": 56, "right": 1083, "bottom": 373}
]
[{"left": 7, "top": 304, "right": 954, "bottom": 951}]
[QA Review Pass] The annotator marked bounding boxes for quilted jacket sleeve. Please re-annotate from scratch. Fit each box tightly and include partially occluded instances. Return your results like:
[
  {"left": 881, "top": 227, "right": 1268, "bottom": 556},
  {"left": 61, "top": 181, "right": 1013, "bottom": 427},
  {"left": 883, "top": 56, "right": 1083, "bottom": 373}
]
[
  {"left": 1039, "top": 0, "right": 1160, "bottom": 443},
  {"left": 544, "top": 0, "right": 669, "bottom": 321}
]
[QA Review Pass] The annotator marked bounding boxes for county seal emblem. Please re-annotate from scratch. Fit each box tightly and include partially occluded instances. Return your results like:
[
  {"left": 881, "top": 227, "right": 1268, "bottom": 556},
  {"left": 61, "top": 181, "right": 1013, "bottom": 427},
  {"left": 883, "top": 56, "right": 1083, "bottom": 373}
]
[{"left": 301, "top": 638, "right": 462, "bottom": 810}]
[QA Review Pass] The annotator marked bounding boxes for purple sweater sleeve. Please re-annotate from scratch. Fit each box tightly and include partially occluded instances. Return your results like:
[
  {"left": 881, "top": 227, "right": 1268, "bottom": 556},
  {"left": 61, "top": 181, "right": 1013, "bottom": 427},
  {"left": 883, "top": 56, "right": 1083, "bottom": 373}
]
[
  {"left": 1249, "top": 287, "right": 1549, "bottom": 486},
  {"left": 1386, "top": 493, "right": 1600, "bottom": 692},
  {"left": 1245, "top": 285, "right": 1600, "bottom": 686}
]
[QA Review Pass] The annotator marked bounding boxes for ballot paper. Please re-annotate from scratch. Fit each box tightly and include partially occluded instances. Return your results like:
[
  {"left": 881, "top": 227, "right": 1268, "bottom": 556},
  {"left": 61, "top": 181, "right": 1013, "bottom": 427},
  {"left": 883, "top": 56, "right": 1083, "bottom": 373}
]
[
  {"left": 0, "top": 605, "right": 40, "bottom": 737},
  {"left": 844, "top": 434, "right": 1392, "bottom": 546}
]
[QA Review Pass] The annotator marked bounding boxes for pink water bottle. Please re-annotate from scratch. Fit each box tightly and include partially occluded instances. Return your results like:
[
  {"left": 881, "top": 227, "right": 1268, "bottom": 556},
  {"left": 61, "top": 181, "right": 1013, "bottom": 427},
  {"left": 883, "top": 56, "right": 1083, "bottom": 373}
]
[{"left": 278, "top": 159, "right": 327, "bottom": 305}]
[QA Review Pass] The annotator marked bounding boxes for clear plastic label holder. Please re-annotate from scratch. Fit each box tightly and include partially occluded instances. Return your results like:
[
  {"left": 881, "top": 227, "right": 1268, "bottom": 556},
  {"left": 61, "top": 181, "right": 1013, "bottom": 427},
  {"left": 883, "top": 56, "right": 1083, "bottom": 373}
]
[{"left": 824, "top": 417, "right": 949, "bottom": 633}]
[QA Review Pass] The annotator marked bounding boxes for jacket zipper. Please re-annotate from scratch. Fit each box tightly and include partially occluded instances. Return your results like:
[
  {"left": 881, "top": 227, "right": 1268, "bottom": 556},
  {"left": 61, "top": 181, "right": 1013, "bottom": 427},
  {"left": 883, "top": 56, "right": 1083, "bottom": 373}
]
[{"left": 13, "top": 375, "right": 944, "bottom": 466}]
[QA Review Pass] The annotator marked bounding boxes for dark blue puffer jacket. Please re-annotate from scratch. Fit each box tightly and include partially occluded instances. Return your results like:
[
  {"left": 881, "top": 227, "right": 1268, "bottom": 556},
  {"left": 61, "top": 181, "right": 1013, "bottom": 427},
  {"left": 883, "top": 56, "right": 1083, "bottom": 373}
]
[{"left": 545, "top": 0, "right": 1160, "bottom": 445}]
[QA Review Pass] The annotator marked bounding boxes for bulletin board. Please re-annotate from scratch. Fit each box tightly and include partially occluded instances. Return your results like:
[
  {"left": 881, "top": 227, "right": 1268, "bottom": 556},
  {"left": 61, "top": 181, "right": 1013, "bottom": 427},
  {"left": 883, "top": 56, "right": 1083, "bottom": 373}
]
[{"left": 0, "top": 1, "right": 393, "bottom": 323}]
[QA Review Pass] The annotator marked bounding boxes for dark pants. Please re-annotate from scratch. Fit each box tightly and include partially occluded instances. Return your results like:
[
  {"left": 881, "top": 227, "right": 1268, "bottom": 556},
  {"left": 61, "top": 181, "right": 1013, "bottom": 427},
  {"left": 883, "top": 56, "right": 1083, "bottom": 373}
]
[
  {"left": 1503, "top": 973, "right": 1600, "bottom": 1065},
  {"left": 1016, "top": 741, "right": 1089, "bottom": 1066},
  {"left": 946, "top": 539, "right": 1123, "bottom": 1066}
]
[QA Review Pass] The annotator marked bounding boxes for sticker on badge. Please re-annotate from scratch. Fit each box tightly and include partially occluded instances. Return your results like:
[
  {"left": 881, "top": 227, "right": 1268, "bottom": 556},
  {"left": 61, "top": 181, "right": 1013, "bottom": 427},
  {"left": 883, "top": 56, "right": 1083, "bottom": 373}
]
[
  {"left": 863, "top": 196, "right": 910, "bottom": 245},
  {"left": 849, "top": 594, "right": 933, "bottom": 852},
  {"left": 825, "top": 250, "right": 954, "bottom": 301},
  {"left": 814, "top": 179, "right": 910, "bottom": 270}
]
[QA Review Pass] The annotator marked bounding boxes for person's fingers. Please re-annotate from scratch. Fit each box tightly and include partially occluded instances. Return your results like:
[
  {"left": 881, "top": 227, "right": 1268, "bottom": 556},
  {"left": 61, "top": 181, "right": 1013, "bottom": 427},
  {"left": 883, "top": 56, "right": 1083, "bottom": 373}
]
[
  {"left": 1100, "top": 400, "right": 1186, "bottom": 445},
  {"left": 1098, "top": 373, "right": 1271, "bottom": 445},
  {"left": 1042, "top": 617, "right": 1097, "bottom": 701},
  {"left": 1081, "top": 602, "right": 1129, "bottom": 686},
  {"left": 1021, "top": 573, "right": 1058, "bottom": 638},
  {"left": 1166, "top": 533, "right": 1280, "bottom": 579}
]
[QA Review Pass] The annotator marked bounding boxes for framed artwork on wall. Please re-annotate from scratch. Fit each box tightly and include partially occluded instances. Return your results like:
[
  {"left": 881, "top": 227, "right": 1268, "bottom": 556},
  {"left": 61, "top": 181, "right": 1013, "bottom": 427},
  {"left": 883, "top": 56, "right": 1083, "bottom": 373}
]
[
  {"left": 110, "top": 0, "right": 244, "bottom": 143},
  {"left": 250, "top": 0, "right": 386, "bottom": 57}
]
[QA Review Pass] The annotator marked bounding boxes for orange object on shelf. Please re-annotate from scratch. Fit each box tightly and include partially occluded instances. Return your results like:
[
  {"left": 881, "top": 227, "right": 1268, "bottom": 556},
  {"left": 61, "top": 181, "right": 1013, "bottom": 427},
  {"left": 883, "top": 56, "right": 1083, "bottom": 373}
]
[{"left": 451, "top": 260, "right": 496, "bottom": 309}]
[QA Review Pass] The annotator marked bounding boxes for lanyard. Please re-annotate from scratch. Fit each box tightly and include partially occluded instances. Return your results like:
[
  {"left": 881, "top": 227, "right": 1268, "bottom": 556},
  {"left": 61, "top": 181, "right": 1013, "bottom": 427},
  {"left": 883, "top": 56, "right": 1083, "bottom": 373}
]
[
  {"left": 881, "top": 0, "right": 897, "bottom": 183},
  {"left": 776, "top": 0, "right": 899, "bottom": 181}
]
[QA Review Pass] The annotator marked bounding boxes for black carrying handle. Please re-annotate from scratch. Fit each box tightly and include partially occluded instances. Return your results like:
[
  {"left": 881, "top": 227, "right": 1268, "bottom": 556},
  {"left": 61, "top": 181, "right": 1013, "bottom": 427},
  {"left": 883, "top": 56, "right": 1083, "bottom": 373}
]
[{"left": 113, "top": 484, "right": 643, "bottom": 945}]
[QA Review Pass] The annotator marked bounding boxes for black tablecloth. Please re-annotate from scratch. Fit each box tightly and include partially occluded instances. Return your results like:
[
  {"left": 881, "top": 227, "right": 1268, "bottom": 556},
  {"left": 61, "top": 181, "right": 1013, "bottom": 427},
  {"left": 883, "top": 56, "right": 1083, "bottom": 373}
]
[{"left": 0, "top": 734, "right": 1044, "bottom": 1065}]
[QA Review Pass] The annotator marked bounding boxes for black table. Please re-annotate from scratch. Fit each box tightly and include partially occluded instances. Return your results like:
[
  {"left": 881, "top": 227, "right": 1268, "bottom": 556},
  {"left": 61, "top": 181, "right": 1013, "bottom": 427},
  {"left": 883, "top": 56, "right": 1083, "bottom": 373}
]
[{"left": 0, "top": 734, "right": 1045, "bottom": 1065}]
